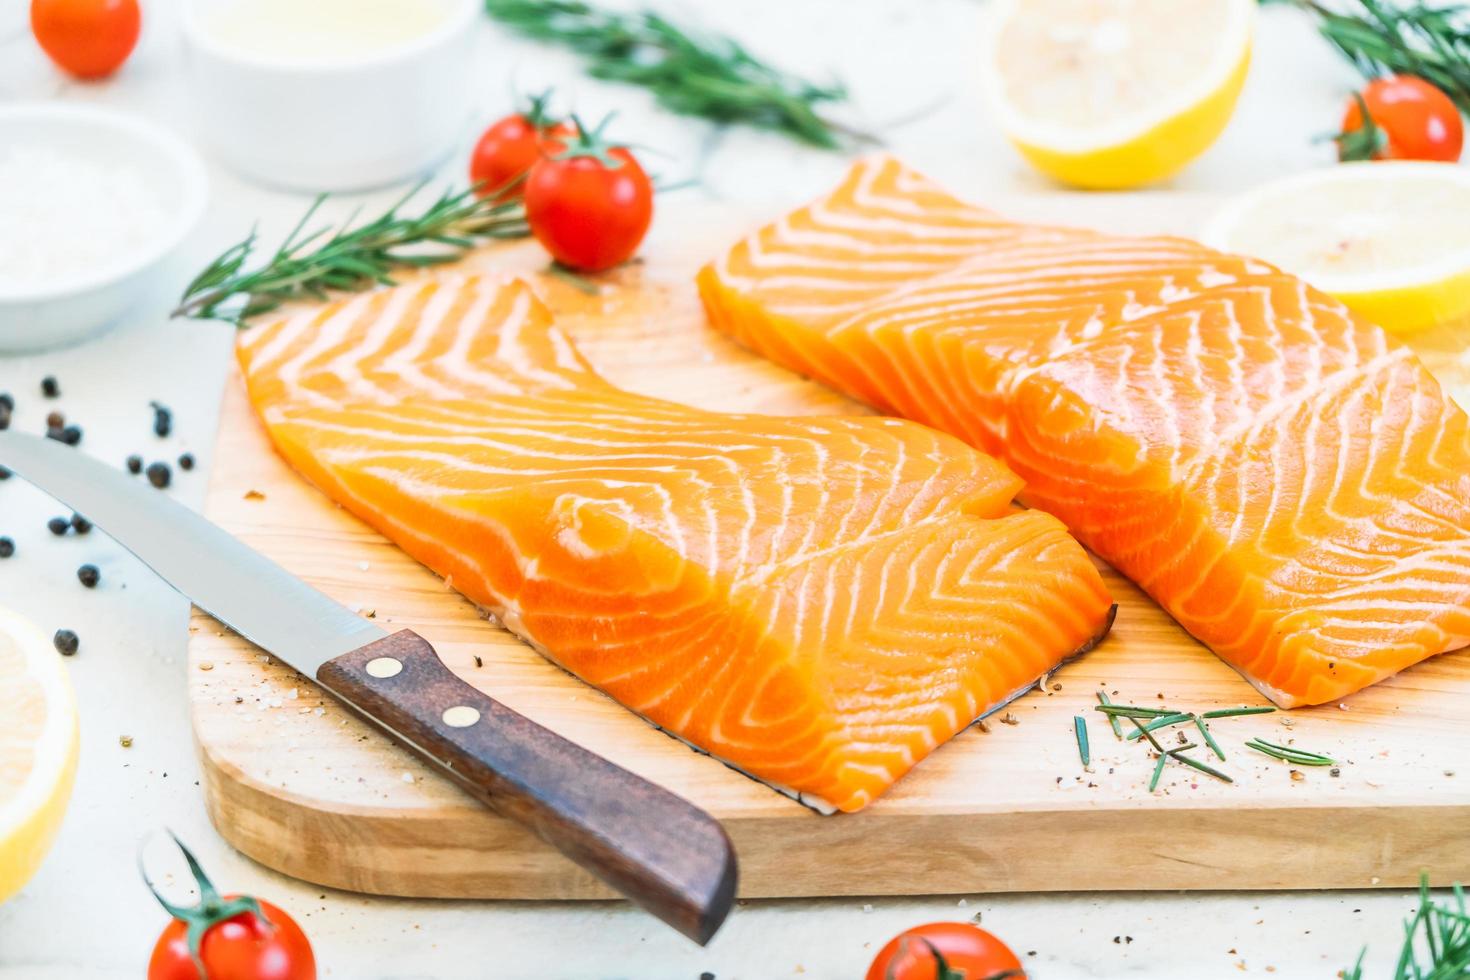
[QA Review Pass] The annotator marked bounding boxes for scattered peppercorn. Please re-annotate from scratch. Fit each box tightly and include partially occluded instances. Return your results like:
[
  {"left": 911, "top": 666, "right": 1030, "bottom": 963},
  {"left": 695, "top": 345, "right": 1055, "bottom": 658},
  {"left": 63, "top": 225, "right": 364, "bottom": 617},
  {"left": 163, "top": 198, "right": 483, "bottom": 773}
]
[
  {"left": 126, "top": 455, "right": 143, "bottom": 475},
  {"left": 0, "top": 403, "right": 10, "bottom": 431},
  {"left": 0, "top": 537, "right": 13, "bottom": 558},
  {"left": 146, "top": 461, "right": 172, "bottom": 489},
  {"left": 53, "top": 629, "right": 78, "bottom": 656},
  {"left": 0, "top": 466, "right": 10, "bottom": 480},
  {"left": 77, "top": 564, "right": 100, "bottom": 588},
  {"left": 178, "top": 452, "right": 195, "bottom": 471},
  {"left": 47, "top": 516, "right": 69, "bottom": 536},
  {"left": 40, "top": 376, "right": 59, "bottom": 398},
  {"left": 47, "top": 425, "right": 81, "bottom": 446},
  {"left": 45, "top": 411, "right": 64, "bottom": 429},
  {"left": 151, "top": 401, "right": 172, "bottom": 438},
  {"left": 70, "top": 513, "right": 91, "bottom": 534},
  {"left": 0, "top": 393, "right": 12, "bottom": 411}
]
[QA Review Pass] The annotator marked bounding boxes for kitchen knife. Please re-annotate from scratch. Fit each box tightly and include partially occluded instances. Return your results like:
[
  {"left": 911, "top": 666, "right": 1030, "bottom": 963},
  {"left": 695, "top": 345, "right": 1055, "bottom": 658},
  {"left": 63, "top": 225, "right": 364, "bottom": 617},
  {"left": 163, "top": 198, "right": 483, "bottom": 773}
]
[{"left": 0, "top": 431, "right": 736, "bottom": 944}]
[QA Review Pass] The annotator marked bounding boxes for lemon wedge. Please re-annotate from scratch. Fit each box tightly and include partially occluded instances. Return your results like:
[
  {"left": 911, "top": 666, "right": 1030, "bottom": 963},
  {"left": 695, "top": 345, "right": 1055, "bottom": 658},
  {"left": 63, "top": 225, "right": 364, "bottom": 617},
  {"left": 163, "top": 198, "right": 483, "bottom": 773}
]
[
  {"left": 1201, "top": 162, "right": 1470, "bottom": 335},
  {"left": 984, "top": 0, "right": 1254, "bottom": 189},
  {"left": 0, "top": 607, "right": 78, "bottom": 904}
]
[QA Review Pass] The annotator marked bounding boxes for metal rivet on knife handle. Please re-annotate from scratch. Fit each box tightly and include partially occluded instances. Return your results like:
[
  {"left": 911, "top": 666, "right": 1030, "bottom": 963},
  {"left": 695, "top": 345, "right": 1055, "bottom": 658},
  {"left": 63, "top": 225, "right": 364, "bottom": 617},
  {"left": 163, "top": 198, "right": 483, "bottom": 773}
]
[
  {"left": 442, "top": 705, "right": 480, "bottom": 728},
  {"left": 365, "top": 657, "right": 402, "bottom": 679}
]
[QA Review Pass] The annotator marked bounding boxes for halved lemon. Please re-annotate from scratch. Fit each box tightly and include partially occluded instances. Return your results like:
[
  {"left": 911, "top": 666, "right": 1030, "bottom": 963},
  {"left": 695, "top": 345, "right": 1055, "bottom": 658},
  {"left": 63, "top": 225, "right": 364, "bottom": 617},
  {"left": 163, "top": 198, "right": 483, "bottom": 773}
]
[
  {"left": 1201, "top": 162, "right": 1470, "bottom": 335},
  {"left": 983, "top": 0, "right": 1254, "bottom": 190},
  {"left": 0, "top": 607, "right": 78, "bottom": 904}
]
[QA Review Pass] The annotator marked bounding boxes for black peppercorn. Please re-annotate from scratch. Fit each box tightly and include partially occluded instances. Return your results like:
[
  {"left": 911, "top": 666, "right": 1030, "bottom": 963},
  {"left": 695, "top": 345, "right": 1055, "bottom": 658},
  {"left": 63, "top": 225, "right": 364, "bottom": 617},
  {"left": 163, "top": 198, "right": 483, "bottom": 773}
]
[
  {"left": 0, "top": 466, "right": 10, "bottom": 481},
  {"left": 70, "top": 513, "right": 91, "bottom": 534},
  {"left": 45, "top": 411, "right": 64, "bottom": 429},
  {"left": 77, "top": 564, "right": 100, "bottom": 588},
  {"left": 47, "top": 516, "right": 69, "bottom": 536},
  {"left": 178, "top": 453, "right": 195, "bottom": 471},
  {"left": 53, "top": 629, "right": 79, "bottom": 656},
  {"left": 126, "top": 455, "right": 143, "bottom": 475},
  {"left": 40, "top": 376, "right": 59, "bottom": 398},
  {"left": 146, "top": 462, "right": 172, "bottom": 489},
  {"left": 0, "top": 537, "right": 13, "bottom": 558},
  {"left": 151, "top": 402, "right": 172, "bottom": 438},
  {"left": 61, "top": 425, "right": 81, "bottom": 445},
  {"left": 0, "top": 393, "right": 12, "bottom": 411},
  {"left": 0, "top": 404, "right": 10, "bottom": 431}
]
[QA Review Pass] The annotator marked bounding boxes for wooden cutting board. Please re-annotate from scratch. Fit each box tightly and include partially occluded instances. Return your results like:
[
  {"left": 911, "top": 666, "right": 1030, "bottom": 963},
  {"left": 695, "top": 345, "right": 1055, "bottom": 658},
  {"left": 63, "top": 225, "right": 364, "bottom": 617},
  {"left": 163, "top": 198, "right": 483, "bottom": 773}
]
[{"left": 189, "top": 193, "right": 1470, "bottom": 900}]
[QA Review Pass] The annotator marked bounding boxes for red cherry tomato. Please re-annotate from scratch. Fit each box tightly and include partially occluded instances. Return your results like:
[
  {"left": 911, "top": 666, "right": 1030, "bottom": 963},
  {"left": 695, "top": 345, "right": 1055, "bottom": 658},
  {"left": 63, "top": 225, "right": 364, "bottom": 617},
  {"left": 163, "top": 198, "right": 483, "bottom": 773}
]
[
  {"left": 1339, "top": 75, "right": 1463, "bottom": 162},
  {"left": 148, "top": 896, "right": 316, "bottom": 980},
  {"left": 469, "top": 111, "right": 575, "bottom": 203},
  {"left": 524, "top": 131, "right": 654, "bottom": 272},
  {"left": 30, "top": 0, "right": 140, "bottom": 80},
  {"left": 866, "top": 922, "right": 1025, "bottom": 980}
]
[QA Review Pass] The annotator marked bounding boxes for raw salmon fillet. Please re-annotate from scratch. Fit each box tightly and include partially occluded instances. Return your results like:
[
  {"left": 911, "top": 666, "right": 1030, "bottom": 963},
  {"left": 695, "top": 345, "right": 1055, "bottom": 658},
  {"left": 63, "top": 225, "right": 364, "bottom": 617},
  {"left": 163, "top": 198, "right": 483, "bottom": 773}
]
[
  {"left": 237, "top": 276, "right": 1114, "bottom": 812},
  {"left": 699, "top": 156, "right": 1470, "bottom": 708}
]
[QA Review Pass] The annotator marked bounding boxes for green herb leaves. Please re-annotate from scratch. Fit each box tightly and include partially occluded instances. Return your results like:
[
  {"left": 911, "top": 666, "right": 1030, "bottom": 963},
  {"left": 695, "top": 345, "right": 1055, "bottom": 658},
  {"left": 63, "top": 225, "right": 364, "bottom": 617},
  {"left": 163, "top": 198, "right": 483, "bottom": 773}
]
[
  {"left": 175, "top": 185, "right": 529, "bottom": 328},
  {"left": 1275, "top": 0, "right": 1470, "bottom": 115},
  {"left": 484, "top": 0, "right": 853, "bottom": 147}
]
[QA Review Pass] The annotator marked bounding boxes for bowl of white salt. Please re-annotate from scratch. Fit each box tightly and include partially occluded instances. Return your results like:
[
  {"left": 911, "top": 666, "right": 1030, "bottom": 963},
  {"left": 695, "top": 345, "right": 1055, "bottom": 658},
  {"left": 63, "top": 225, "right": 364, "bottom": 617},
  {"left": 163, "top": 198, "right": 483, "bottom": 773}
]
[{"left": 0, "top": 104, "right": 209, "bottom": 353}]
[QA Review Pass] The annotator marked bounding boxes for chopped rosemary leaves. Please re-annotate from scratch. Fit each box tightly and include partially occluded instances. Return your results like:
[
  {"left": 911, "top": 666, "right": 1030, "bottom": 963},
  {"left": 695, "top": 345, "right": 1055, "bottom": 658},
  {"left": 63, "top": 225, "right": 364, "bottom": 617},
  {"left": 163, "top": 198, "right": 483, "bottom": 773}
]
[
  {"left": 1096, "top": 690, "right": 1124, "bottom": 739},
  {"left": 1195, "top": 716, "right": 1226, "bottom": 761},
  {"left": 1200, "top": 706, "right": 1278, "bottom": 719},
  {"left": 1172, "top": 752, "right": 1234, "bottom": 784},
  {"left": 1124, "top": 712, "right": 1194, "bottom": 741},
  {"left": 1093, "top": 704, "right": 1178, "bottom": 719},
  {"left": 1149, "top": 751, "right": 1170, "bottom": 793},
  {"left": 1074, "top": 715, "right": 1090, "bottom": 767},
  {"left": 1127, "top": 715, "right": 1166, "bottom": 753},
  {"left": 1245, "top": 738, "right": 1336, "bottom": 767}
]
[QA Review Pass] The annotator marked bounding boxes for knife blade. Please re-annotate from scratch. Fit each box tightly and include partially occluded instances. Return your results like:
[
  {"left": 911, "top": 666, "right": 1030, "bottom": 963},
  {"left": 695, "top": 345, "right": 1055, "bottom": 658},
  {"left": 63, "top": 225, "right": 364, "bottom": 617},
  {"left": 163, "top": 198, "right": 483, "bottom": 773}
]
[{"left": 0, "top": 430, "right": 736, "bottom": 944}]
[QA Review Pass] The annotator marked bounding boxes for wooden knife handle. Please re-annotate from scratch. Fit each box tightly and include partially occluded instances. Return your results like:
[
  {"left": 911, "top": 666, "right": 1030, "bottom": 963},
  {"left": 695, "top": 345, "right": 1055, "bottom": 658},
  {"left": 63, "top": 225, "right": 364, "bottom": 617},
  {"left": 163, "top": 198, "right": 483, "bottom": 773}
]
[{"left": 316, "top": 630, "right": 737, "bottom": 944}]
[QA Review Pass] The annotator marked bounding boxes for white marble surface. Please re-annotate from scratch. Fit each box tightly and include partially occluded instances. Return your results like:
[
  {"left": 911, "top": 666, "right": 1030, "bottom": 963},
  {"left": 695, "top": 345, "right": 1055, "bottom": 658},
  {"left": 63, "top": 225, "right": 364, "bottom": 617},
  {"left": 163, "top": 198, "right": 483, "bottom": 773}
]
[{"left": 0, "top": 1, "right": 1446, "bottom": 977}]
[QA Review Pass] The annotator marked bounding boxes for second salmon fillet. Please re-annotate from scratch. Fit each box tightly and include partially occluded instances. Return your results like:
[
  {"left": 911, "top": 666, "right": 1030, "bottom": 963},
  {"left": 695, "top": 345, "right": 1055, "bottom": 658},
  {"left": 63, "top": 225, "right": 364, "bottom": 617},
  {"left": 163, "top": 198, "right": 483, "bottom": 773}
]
[
  {"left": 238, "top": 276, "right": 1113, "bottom": 812},
  {"left": 699, "top": 156, "right": 1470, "bottom": 708}
]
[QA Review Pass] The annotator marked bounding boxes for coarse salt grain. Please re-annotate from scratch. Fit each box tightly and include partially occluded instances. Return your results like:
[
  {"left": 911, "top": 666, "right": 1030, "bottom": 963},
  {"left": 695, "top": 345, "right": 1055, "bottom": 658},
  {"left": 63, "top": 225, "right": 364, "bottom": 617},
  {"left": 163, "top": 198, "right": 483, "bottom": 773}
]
[{"left": 0, "top": 145, "right": 171, "bottom": 289}]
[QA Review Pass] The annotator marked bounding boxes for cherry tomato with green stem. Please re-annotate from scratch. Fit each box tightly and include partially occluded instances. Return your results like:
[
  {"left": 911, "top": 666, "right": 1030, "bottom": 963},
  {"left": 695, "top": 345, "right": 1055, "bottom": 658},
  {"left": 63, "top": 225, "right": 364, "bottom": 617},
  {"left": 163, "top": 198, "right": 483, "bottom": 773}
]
[
  {"left": 1337, "top": 75, "right": 1463, "bottom": 163},
  {"left": 469, "top": 92, "right": 575, "bottom": 202},
  {"left": 523, "top": 115, "right": 654, "bottom": 273},
  {"left": 866, "top": 922, "right": 1025, "bottom": 980},
  {"left": 144, "top": 834, "right": 316, "bottom": 980}
]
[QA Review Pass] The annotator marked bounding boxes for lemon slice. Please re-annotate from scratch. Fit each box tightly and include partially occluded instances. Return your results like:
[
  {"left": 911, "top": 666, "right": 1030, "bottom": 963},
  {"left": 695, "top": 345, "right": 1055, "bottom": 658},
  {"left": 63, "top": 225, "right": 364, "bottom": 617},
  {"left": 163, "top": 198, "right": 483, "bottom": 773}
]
[
  {"left": 984, "top": 0, "right": 1254, "bottom": 189},
  {"left": 0, "top": 607, "right": 78, "bottom": 903},
  {"left": 1201, "top": 162, "right": 1470, "bottom": 335}
]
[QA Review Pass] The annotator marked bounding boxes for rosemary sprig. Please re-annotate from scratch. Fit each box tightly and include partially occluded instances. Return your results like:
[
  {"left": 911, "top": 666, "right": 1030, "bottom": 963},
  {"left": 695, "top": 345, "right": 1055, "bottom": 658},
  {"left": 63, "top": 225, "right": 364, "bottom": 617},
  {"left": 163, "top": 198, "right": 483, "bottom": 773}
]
[
  {"left": 1245, "top": 738, "right": 1336, "bottom": 767},
  {"left": 1345, "top": 874, "right": 1470, "bottom": 978},
  {"left": 1074, "top": 715, "right": 1091, "bottom": 767},
  {"left": 1271, "top": 0, "right": 1470, "bottom": 115},
  {"left": 174, "top": 184, "right": 530, "bottom": 327},
  {"left": 1096, "top": 690, "right": 1124, "bottom": 739},
  {"left": 484, "top": 0, "right": 855, "bottom": 147}
]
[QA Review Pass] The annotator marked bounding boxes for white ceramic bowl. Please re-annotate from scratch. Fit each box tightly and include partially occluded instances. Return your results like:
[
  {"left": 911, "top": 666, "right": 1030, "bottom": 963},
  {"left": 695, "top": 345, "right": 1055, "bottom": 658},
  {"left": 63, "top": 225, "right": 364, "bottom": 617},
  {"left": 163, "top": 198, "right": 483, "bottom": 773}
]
[
  {"left": 180, "top": 0, "right": 478, "bottom": 193},
  {"left": 0, "top": 105, "right": 208, "bottom": 354}
]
